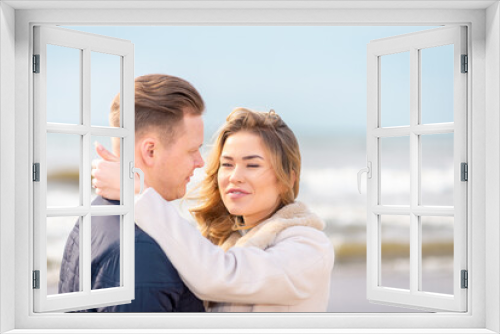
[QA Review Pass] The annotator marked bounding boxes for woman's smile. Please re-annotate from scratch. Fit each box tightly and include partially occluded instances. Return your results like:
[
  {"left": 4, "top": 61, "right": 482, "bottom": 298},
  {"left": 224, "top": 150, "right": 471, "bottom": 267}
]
[{"left": 226, "top": 188, "right": 251, "bottom": 199}]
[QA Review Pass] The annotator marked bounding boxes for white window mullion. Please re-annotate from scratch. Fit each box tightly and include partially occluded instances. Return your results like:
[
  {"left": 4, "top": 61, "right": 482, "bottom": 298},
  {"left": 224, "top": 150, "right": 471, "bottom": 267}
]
[
  {"left": 373, "top": 124, "right": 455, "bottom": 138},
  {"left": 46, "top": 123, "right": 131, "bottom": 137},
  {"left": 365, "top": 44, "right": 379, "bottom": 301},
  {"left": 409, "top": 46, "right": 419, "bottom": 295},
  {"left": 373, "top": 206, "right": 455, "bottom": 216},
  {"left": 414, "top": 124, "right": 454, "bottom": 135},
  {"left": 119, "top": 56, "right": 126, "bottom": 288},
  {"left": 120, "top": 49, "right": 135, "bottom": 295},
  {"left": 372, "top": 126, "right": 411, "bottom": 137},
  {"left": 80, "top": 214, "right": 91, "bottom": 294},
  {"left": 46, "top": 124, "right": 88, "bottom": 135},
  {"left": 81, "top": 47, "right": 91, "bottom": 295},
  {"left": 372, "top": 206, "right": 410, "bottom": 215},
  {"left": 46, "top": 206, "right": 130, "bottom": 217},
  {"left": 90, "top": 127, "right": 132, "bottom": 137}
]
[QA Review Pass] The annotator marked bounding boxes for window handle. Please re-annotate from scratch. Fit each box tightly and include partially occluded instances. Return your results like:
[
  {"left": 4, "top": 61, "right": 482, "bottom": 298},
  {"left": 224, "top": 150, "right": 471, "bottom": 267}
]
[
  {"left": 129, "top": 162, "right": 145, "bottom": 194},
  {"left": 357, "top": 162, "right": 372, "bottom": 194}
]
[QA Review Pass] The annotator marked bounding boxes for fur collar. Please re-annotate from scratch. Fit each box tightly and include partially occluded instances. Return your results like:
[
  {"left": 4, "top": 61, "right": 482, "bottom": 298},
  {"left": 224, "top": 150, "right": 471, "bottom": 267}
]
[{"left": 221, "top": 201, "right": 324, "bottom": 252}]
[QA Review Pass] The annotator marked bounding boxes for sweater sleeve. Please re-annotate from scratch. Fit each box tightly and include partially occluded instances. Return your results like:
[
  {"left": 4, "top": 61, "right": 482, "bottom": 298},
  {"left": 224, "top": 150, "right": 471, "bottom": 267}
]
[{"left": 134, "top": 188, "right": 333, "bottom": 306}]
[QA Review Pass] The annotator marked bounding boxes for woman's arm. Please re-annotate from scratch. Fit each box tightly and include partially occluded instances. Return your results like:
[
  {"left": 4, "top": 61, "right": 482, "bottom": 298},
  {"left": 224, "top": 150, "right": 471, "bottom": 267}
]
[
  {"left": 91, "top": 143, "right": 143, "bottom": 200},
  {"left": 134, "top": 188, "right": 334, "bottom": 305}
]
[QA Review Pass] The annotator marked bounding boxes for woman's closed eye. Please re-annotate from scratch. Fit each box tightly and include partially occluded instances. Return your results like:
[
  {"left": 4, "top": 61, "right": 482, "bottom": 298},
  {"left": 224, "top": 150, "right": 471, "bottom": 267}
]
[{"left": 247, "top": 164, "right": 260, "bottom": 168}]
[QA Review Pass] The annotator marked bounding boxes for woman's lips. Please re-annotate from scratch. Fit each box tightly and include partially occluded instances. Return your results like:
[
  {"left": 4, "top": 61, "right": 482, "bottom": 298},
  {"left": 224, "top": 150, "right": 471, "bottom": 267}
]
[{"left": 226, "top": 189, "right": 250, "bottom": 200}]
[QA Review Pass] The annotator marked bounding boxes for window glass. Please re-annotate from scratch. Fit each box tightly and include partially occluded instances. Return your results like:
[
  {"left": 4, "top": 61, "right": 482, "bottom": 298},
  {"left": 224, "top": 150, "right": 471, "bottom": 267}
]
[
  {"left": 46, "top": 44, "right": 81, "bottom": 124},
  {"left": 381, "top": 52, "right": 410, "bottom": 127},
  {"left": 90, "top": 136, "right": 121, "bottom": 205},
  {"left": 421, "top": 133, "right": 454, "bottom": 206},
  {"left": 90, "top": 215, "right": 122, "bottom": 290},
  {"left": 47, "top": 216, "right": 80, "bottom": 295},
  {"left": 380, "top": 136, "right": 410, "bottom": 205},
  {"left": 380, "top": 215, "right": 411, "bottom": 290},
  {"left": 47, "top": 133, "right": 81, "bottom": 208},
  {"left": 91, "top": 52, "right": 121, "bottom": 127},
  {"left": 420, "top": 216, "right": 454, "bottom": 294},
  {"left": 421, "top": 45, "right": 454, "bottom": 124}
]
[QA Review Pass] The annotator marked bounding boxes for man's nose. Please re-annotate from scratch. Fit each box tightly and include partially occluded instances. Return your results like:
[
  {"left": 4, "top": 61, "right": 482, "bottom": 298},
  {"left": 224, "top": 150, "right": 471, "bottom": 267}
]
[{"left": 195, "top": 152, "right": 204, "bottom": 168}]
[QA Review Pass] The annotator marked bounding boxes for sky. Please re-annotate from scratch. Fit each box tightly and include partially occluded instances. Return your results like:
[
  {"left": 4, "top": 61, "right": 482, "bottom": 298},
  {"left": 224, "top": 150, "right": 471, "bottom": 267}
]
[{"left": 48, "top": 25, "right": 452, "bottom": 139}]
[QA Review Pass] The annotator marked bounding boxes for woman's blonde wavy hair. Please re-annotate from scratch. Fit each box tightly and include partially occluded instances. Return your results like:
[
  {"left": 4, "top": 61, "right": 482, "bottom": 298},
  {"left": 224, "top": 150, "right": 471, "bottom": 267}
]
[{"left": 190, "top": 107, "right": 301, "bottom": 246}]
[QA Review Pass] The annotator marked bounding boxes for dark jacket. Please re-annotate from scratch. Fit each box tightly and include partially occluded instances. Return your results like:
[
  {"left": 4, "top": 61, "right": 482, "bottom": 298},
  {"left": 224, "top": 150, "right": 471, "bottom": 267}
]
[{"left": 58, "top": 196, "right": 204, "bottom": 312}]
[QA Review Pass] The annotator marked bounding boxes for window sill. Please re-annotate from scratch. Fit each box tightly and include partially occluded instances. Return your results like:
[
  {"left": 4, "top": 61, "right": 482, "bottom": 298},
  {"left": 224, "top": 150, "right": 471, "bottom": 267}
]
[{"left": 3, "top": 329, "right": 498, "bottom": 334}]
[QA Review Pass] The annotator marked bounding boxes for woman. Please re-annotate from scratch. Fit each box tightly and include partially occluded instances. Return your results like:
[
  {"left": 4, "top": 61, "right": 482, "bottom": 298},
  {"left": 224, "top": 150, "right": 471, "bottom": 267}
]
[{"left": 96, "top": 108, "right": 334, "bottom": 312}]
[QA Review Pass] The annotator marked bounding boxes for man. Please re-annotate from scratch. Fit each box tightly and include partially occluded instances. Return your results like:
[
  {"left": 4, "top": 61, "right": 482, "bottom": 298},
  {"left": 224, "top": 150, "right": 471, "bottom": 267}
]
[{"left": 58, "top": 74, "right": 206, "bottom": 312}]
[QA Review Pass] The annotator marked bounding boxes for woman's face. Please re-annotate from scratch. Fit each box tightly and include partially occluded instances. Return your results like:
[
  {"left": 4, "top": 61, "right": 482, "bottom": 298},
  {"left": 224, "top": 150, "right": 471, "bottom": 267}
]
[{"left": 218, "top": 131, "right": 282, "bottom": 228}]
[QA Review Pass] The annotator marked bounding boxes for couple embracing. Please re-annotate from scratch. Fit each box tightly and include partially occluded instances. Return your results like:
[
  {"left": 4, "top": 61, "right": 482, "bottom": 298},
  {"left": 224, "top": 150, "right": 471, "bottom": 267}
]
[{"left": 59, "top": 74, "right": 334, "bottom": 312}]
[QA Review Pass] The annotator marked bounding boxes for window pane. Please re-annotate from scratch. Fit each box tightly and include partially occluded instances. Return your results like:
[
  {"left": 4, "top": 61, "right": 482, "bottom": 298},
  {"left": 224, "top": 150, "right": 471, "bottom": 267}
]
[
  {"left": 47, "top": 44, "right": 81, "bottom": 124},
  {"left": 380, "top": 52, "right": 410, "bottom": 127},
  {"left": 91, "top": 136, "right": 122, "bottom": 205},
  {"left": 380, "top": 215, "right": 410, "bottom": 290},
  {"left": 421, "top": 216, "right": 454, "bottom": 295},
  {"left": 421, "top": 133, "right": 454, "bottom": 206},
  {"left": 91, "top": 52, "right": 121, "bottom": 127},
  {"left": 420, "top": 45, "right": 454, "bottom": 124},
  {"left": 91, "top": 215, "right": 121, "bottom": 290},
  {"left": 47, "top": 216, "right": 80, "bottom": 295},
  {"left": 380, "top": 136, "right": 410, "bottom": 205},
  {"left": 47, "top": 133, "right": 81, "bottom": 207}
]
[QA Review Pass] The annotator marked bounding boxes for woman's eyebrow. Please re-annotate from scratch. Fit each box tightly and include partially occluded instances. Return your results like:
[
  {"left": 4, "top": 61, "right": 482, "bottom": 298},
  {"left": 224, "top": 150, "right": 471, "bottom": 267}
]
[
  {"left": 242, "top": 155, "right": 264, "bottom": 161},
  {"left": 220, "top": 155, "right": 264, "bottom": 160}
]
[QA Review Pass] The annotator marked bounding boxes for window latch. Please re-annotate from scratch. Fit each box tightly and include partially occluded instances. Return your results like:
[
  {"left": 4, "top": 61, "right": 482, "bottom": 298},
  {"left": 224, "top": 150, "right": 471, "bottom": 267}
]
[
  {"left": 129, "top": 162, "right": 145, "bottom": 194},
  {"left": 357, "top": 161, "right": 372, "bottom": 194}
]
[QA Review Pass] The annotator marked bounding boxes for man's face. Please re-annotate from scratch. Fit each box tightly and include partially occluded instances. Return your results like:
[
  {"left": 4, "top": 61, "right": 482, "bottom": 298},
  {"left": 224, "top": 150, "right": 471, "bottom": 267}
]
[{"left": 149, "top": 114, "right": 205, "bottom": 201}]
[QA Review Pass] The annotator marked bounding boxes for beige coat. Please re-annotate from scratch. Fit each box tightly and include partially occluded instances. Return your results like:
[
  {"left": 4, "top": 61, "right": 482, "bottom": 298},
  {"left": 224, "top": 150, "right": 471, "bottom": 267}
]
[{"left": 135, "top": 188, "right": 335, "bottom": 312}]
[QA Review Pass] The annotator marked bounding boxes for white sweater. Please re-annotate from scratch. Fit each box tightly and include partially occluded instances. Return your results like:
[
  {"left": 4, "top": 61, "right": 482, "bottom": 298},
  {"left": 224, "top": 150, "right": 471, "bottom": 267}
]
[{"left": 134, "top": 188, "right": 335, "bottom": 312}]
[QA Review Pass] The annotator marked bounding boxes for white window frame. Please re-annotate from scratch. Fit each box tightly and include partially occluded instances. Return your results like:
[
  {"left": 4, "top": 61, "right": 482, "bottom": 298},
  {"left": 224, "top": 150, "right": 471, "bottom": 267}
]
[
  {"left": 32, "top": 25, "right": 136, "bottom": 312},
  {"left": 366, "top": 26, "right": 468, "bottom": 312},
  {"left": 1, "top": 1, "right": 499, "bottom": 333}
]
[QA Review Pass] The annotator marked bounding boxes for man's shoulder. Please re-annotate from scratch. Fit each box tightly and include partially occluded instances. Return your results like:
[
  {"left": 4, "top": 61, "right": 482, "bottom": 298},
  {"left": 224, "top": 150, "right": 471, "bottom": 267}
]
[{"left": 134, "top": 226, "right": 168, "bottom": 256}]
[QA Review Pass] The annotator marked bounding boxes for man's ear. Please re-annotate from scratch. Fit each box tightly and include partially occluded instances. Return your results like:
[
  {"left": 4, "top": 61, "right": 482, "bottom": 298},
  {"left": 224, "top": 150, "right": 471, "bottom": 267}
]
[{"left": 137, "top": 137, "right": 158, "bottom": 167}]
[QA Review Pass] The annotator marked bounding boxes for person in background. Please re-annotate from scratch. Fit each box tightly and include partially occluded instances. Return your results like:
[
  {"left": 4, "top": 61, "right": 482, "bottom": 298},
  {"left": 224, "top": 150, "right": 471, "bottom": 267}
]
[
  {"left": 59, "top": 74, "right": 206, "bottom": 312},
  {"left": 94, "top": 108, "right": 335, "bottom": 312}
]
